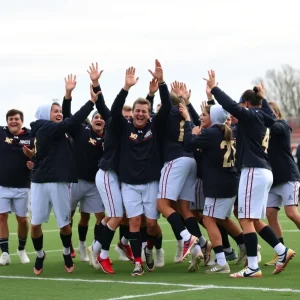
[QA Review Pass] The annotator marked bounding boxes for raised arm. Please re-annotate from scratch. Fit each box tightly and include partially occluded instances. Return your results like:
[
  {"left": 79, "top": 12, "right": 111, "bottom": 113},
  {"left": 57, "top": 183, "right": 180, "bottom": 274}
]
[
  {"left": 253, "top": 84, "right": 276, "bottom": 119},
  {"left": 62, "top": 74, "right": 77, "bottom": 119},
  {"left": 146, "top": 78, "right": 158, "bottom": 114}
]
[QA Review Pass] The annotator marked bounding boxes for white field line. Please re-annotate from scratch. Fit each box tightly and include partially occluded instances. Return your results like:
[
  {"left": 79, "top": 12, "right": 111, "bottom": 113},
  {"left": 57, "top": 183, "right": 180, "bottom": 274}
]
[
  {"left": 0, "top": 276, "right": 300, "bottom": 294},
  {"left": 103, "top": 288, "right": 205, "bottom": 300}
]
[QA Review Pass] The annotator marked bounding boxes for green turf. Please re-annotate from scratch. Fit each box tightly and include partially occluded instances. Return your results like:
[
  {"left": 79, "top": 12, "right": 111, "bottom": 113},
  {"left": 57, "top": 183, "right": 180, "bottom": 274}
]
[{"left": 0, "top": 211, "right": 299, "bottom": 300}]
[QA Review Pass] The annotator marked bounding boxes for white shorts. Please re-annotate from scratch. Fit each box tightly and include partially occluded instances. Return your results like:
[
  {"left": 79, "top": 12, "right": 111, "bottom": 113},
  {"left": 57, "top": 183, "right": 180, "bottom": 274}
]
[
  {"left": 0, "top": 186, "right": 30, "bottom": 217},
  {"left": 190, "top": 178, "right": 205, "bottom": 211},
  {"left": 238, "top": 167, "right": 273, "bottom": 219},
  {"left": 71, "top": 179, "right": 104, "bottom": 214},
  {"left": 267, "top": 181, "right": 300, "bottom": 208},
  {"left": 158, "top": 157, "right": 197, "bottom": 202},
  {"left": 31, "top": 182, "right": 72, "bottom": 228},
  {"left": 95, "top": 169, "right": 124, "bottom": 217},
  {"left": 203, "top": 197, "right": 236, "bottom": 219},
  {"left": 122, "top": 181, "right": 159, "bottom": 220}
]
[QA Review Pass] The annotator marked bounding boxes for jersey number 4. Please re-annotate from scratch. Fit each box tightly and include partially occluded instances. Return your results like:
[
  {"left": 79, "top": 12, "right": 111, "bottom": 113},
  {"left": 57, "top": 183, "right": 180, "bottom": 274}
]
[
  {"left": 262, "top": 128, "right": 270, "bottom": 153},
  {"left": 220, "top": 140, "right": 236, "bottom": 168}
]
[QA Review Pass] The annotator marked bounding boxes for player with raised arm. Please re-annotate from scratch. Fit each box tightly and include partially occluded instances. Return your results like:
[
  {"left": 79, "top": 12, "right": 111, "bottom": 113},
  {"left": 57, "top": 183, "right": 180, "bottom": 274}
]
[
  {"left": 205, "top": 70, "right": 295, "bottom": 277},
  {"left": 265, "top": 101, "right": 300, "bottom": 266},
  {"left": 0, "top": 109, "right": 34, "bottom": 265},
  {"left": 29, "top": 78, "right": 100, "bottom": 275}
]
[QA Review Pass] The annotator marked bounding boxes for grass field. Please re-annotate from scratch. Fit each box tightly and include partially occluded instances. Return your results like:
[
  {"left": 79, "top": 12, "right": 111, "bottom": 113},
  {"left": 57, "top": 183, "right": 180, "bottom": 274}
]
[{"left": 0, "top": 211, "right": 299, "bottom": 300}]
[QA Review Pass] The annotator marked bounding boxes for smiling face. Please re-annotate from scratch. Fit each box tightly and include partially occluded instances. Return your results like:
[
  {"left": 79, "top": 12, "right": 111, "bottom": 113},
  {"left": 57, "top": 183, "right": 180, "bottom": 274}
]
[
  {"left": 7, "top": 113, "right": 23, "bottom": 135},
  {"left": 200, "top": 111, "right": 212, "bottom": 128},
  {"left": 50, "top": 104, "right": 63, "bottom": 123},
  {"left": 132, "top": 103, "right": 150, "bottom": 128},
  {"left": 91, "top": 113, "right": 105, "bottom": 134}
]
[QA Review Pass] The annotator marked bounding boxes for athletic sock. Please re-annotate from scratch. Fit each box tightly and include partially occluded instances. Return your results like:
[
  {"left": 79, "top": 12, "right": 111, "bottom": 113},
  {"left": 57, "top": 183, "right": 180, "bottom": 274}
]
[
  {"left": 18, "top": 236, "right": 27, "bottom": 251},
  {"left": 244, "top": 232, "right": 258, "bottom": 269},
  {"left": 184, "top": 216, "right": 202, "bottom": 239},
  {"left": 258, "top": 226, "right": 285, "bottom": 253},
  {"left": 129, "top": 231, "right": 142, "bottom": 262},
  {"left": 60, "top": 233, "right": 72, "bottom": 255},
  {"left": 32, "top": 235, "right": 44, "bottom": 258},
  {"left": 0, "top": 238, "right": 9, "bottom": 254},
  {"left": 99, "top": 225, "right": 115, "bottom": 259},
  {"left": 214, "top": 245, "right": 226, "bottom": 266},
  {"left": 155, "top": 235, "right": 162, "bottom": 250},
  {"left": 279, "top": 237, "right": 284, "bottom": 245},
  {"left": 217, "top": 224, "right": 231, "bottom": 249},
  {"left": 167, "top": 212, "right": 186, "bottom": 240},
  {"left": 78, "top": 224, "right": 88, "bottom": 242}
]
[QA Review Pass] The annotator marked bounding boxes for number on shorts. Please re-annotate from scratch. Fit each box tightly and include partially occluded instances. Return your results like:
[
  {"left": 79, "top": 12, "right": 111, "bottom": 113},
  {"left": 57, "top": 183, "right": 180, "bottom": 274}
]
[
  {"left": 178, "top": 120, "right": 185, "bottom": 142},
  {"left": 262, "top": 128, "right": 270, "bottom": 153},
  {"left": 220, "top": 140, "right": 236, "bottom": 167}
]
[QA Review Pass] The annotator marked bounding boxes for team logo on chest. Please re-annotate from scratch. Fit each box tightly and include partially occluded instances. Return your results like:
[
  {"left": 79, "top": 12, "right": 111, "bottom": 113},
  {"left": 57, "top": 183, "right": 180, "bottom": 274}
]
[
  {"left": 5, "top": 137, "right": 13, "bottom": 144},
  {"left": 143, "top": 129, "right": 152, "bottom": 140},
  {"left": 19, "top": 139, "right": 30, "bottom": 145},
  {"left": 129, "top": 133, "right": 138, "bottom": 140},
  {"left": 89, "top": 138, "right": 97, "bottom": 146}
]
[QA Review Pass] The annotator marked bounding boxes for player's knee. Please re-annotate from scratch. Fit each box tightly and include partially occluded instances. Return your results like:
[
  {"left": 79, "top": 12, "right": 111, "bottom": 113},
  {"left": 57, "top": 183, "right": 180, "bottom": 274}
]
[
  {"left": 146, "top": 220, "right": 157, "bottom": 235},
  {"left": 285, "top": 206, "right": 299, "bottom": 221},
  {"left": 129, "top": 216, "right": 141, "bottom": 231},
  {"left": 94, "top": 212, "right": 105, "bottom": 224},
  {"left": 16, "top": 215, "right": 28, "bottom": 225},
  {"left": 0, "top": 213, "right": 8, "bottom": 223},
  {"left": 266, "top": 208, "right": 278, "bottom": 221},
  {"left": 80, "top": 212, "right": 91, "bottom": 224}
]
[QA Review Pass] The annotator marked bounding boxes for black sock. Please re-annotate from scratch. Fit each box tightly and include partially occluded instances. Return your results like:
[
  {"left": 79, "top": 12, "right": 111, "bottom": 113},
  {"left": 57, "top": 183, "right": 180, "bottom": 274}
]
[
  {"left": 129, "top": 231, "right": 142, "bottom": 259},
  {"left": 0, "top": 238, "right": 9, "bottom": 254},
  {"left": 155, "top": 235, "right": 163, "bottom": 250},
  {"left": 167, "top": 212, "right": 186, "bottom": 240},
  {"left": 94, "top": 223, "right": 105, "bottom": 244},
  {"left": 217, "top": 225, "right": 231, "bottom": 249},
  {"left": 78, "top": 225, "right": 88, "bottom": 242},
  {"left": 101, "top": 225, "right": 115, "bottom": 251},
  {"left": 122, "top": 225, "right": 129, "bottom": 240},
  {"left": 18, "top": 236, "right": 27, "bottom": 251},
  {"left": 119, "top": 225, "right": 124, "bottom": 241},
  {"left": 32, "top": 235, "right": 43, "bottom": 252},
  {"left": 198, "top": 219, "right": 206, "bottom": 229},
  {"left": 232, "top": 233, "right": 244, "bottom": 246},
  {"left": 146, "top": 234, "right": 157, "bottom": 250},
  {"left": 243, "top": 232, "right": 257, "bottom": 257},
  {"left": 60, "top": 233, "right": 72, "bottom": 249},
  {"left": 184, "top": 216, "right": 202, "bottom": 238},
  {"left": 279, "top": 237, "right": 284, "bottom": 245},
  {"left": 213, "top": 245, "right": 224, "bottom": 254},
  {"left": 141, "top": 226, "right": 147, "bottom": 244},
  {"left": 258, "top": 226, "right": 280, "bottom": 248}
]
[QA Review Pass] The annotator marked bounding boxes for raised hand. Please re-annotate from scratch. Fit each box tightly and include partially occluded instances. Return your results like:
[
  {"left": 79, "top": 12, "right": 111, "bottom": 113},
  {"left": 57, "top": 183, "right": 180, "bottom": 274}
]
[
  {"left": 255, "top": 82, "right": 265, "bottom": 99},
  {"left": 203, "top": 70, "right": 217, "bottom": 92},
  {"left": 149, "top": 78, "right": 158, "bottom": 96},
  {"left": 124, "top": 67, "right": 139, "bottom": 90},
  {"left": 90, "top": 84, "right": 102, "bottom": 103},
  {"left": 192, "top": 125, "right": 202, "bottom": 135},
  {"left": 26, "top": 161, "right": 34, "bottom": 170},
  {"left": 148, "top": 59, "right": 163, "bottom": 82},
  {"left": 23, "top": 145, "right": 35, "bottom": 159},
  {"left": 171, "top": 81, "right": 181, "bottom": 97},
  {"left": 201, "top": 101, "right": 208, "bottom": 113},
  {"left": 87, "top": 62, "right": 104, "bottom": 85},
  {"left": 179, "top": 103, "right": 190, "bottom": 121},
  {"left": 180, "top": 83, "right": 191, "bottom": 104},
  {"left": 65, "top": 74, "right": 77, "bottom": 99}
]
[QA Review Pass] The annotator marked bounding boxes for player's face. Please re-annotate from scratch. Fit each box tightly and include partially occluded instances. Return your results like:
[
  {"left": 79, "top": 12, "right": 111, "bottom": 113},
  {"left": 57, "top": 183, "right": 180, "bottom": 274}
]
[
  {"left": 122, "top": 110, "right": 132, "bottom": 120},
  {"left": 200, "top": 111, "right": 211, "bottom": 128},
  {"left": 225, "top": 116, "right": 232, "bottom": 126},
  {"left": 270, "top": 107, "right": 279, "bottom": 120},
  {"left": 7, "top": 114, "right": 23, "bottom": 135},
  {"left": 91, "top": 113, "right": 105, "bottom": 133},
  {"left": 50, "top": 104, "right": 63, "bottom": 123},
  {"left": 133, "top": 104, "right": 150, "bottom": 128}
]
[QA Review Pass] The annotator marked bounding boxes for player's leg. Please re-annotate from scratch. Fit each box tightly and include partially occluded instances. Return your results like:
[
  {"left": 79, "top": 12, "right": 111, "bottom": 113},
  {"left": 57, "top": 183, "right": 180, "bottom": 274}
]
[
  {"left": 13, "top": 188, "right": 30, "bottom": 264},
  {"left": 115, "top": 215, "right": 131, "bottom": 261},
  {"left": 77, "top": 212, "right": 90, "bottom": 261},
  {"left": 50, "top": 183, "right": 74, "bottom": 273},
  {"left": 30, "top": 183, "right": 51, "bottom": 275}
]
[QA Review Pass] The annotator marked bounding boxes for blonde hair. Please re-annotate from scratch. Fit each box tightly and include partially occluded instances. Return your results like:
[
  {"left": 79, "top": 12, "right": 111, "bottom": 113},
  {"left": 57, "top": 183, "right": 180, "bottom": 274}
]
[
  {"left": 122, "top": 105, "right": 132, "bottom": 112},
  {"left": 268, "top": 101, "right": 284, "bottom": 120}
]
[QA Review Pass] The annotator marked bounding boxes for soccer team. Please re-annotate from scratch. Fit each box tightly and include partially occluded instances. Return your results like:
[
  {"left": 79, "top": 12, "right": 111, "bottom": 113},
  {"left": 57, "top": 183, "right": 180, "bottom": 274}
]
[{"left": 0, "top": 60, "right": 299, "bottom": 278}]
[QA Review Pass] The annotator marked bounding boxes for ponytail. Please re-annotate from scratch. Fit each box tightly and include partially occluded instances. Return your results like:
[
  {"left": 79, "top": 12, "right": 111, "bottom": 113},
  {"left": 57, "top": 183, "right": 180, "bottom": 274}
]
[{"left": 220, "top": 124, "right": 232, "bottom": 142}]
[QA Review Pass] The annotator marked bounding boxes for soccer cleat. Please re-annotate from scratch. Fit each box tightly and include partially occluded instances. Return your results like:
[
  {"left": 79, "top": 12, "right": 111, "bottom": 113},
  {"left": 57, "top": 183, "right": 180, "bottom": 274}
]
[
  {"left": 174, "top": 242, "right": 184, "bottom": 263},
  {"left": 257, "top": 244, "right": 262, "bottom": 263},
  {"left": 182, "top": 235, "right": 199, "bottom": 261},
  {"left": 96, "top": 255, "right": 115, "bottom": 274},
  {"left": 202, "top": 240, "right": 213, "bottom": 265},
  {"left": 264, "top": 254, "right": 278, "bottom": 266},
  {"left": 63, "top": 254, "right": 75, "bottom": 273},
  {"left": 206, "top": 263, "right": 230, "bottom": 274},
  {"left": 87, "top": 245, "right": 100, "bottom": 268},
  {"left": 78, "top": 245, "right": 89, "bottom": 262},
  {"left": 225, "top": 249, "right": 237, "bottom": 261},
  {"left": 273, "top": 248, "right": 295, "bottom": 275},
  {"left": 0, "top": 252, "right": 11, "bottom": 266},
  {"left": 155, "top": 248, "right": 165, "bottom": 267},
  {"left": 131, "top": 262, "right": 144, "bottom": 276},
  {"left": 236, "top": 244, "right": 247, "bottom": 265},
  {"left": 229, "top": 266, "right": 262, "bottom": 278},
  {"left": 70, "top": 242, "right": 76, "bottom": 258},
  {"left": 17, "top": 249, "right": 30, "bottom": 264},
  {"left": 144, "top": 247, "right": 155, "bottom": 271},
  {"left": 33, "top": 252, "right": 46, "bottom": 275},
  {"left": 188, "top": 248, "right": 204, "bottom": 272},
  {"left": 116, "top": 242, "right": 134, "bottom": 261},
  {"left": 115, "top": 244, "right": 130, "bottom": 262},
  {"left": 206, "top": 255, "right": 217, "bottom": 267}
]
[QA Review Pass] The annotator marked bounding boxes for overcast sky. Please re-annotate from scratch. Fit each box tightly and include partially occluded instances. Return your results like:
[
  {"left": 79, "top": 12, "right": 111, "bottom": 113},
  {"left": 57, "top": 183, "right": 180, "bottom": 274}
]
[{"left": 0, "top": 0, "right": 299, "bottom": 127}]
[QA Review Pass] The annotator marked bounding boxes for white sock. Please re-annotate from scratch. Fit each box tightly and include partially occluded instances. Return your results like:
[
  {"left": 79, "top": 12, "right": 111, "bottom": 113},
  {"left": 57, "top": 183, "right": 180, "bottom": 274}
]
[
  {"left": 79, "top": 241, "right": 86, "bottom": 248},
  {"left": 192, "top": 244, "right": 201, "bottom": 255},
  {"left": 101, "top": 219, "right": 107, "bottom": 226},
  {"left": 145, "top": 247, "right": 152, "bottom": 254},
  {"left": 177, "top": 239, "right": 184, "bottom": 247},
  {"left": 247, "top": 256, "right": 258, "bottom": 270},
  {"left": 180, "top": 229, "right": 191, "bottom": 242},
  {"left": 92, "top": 241, "right": 102, "bottom": 253},
  {"left": 216, "top": 252, "right": 226, "bottom": 266},
  {"left": 100, "top": 249, "right": 109, "bottom": 259},
  {"left": 142, "top": 241, "right": 147, "bottom": 249},
  {"left": 37, "top": 250, "right": 44, "bottom": 258},
  {"left": 274, "top": 243, "right": 286, "bottom": 256},
  {"left": 121, "top": 237, "right": 129, "bottom": 245},
  {"left": 224, "top": 247, "right": 232, "bottom": 253},
  {"left": 199, "top": 236, "right": 207, "bottom": 248},
  {"left": 63, "top": 247, "right": 70, "bottom": 255}
]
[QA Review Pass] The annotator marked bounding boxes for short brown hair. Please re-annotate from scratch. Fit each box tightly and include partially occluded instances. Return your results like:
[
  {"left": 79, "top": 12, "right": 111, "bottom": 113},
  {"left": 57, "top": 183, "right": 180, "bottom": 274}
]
[
  {"left": 268, "top": 101, "right": 284, "bottom": 120},
  {"left": 132, "top": 98, "right": 151, "bottom": 113},
  {"left": 122, "top": 105, "right": 132, "bottom": 112},
  {"left": 6, "top": 109, "right": 24, "bottom": 122}
]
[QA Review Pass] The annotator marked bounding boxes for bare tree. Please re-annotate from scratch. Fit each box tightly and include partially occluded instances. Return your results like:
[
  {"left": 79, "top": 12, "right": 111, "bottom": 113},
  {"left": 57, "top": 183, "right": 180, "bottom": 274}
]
[{"left": 253, "top": 65, "right": 300, "bottom": 117}]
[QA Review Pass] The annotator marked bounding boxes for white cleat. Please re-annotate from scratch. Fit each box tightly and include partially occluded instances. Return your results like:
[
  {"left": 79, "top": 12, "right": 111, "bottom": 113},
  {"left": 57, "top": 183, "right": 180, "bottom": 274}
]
[
  {"left": 78, "top": 245, "right": 89, "bottom": 262},
  {"left": 0, "top": 252, "right": 11, "bottom": 266},
  {"left": 141, "top": 248, "right": 146, "bottom": 263},
  {"left": 188, "top": 248, "right": 204, "bottom": 272},
  {"left": 206, "top": 255, "right": 217, "bottom": 266},
  {"left": 17, "top": 250, "right": 30, "bottom": 264},
  {"left": 174, "top": 243, "right": 184, "bottom": 263},
  {"left": 155, "top": 248, "right": 165, "bottom": 267},
  {"left": 257, "top": 244, "right": 262, "bottom": 263},
  {"left": 87, "top": 246, "right": 100, "bottom": 269},
  {"left": 114, "top": 245, "right": 130, "bottom": 262}
]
